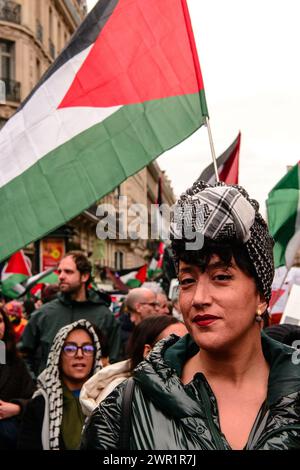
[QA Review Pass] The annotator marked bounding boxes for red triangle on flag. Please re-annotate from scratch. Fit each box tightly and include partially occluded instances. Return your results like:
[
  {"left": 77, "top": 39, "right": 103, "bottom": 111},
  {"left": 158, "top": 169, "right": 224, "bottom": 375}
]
[
  {"left": 218, "top": 133, "right": 240, "bottom": 184},
  {"left": 4, "top": 251, "right": 32, "bottom": 276},
  {"left": 59, "top": 0, "right": 203, "bottom": 109},
  {"left": 269, "top": 288, "right": 285, "bottom": 310},
  {"left": 135, "top": 265, "right": 147, "bottom": 284}
]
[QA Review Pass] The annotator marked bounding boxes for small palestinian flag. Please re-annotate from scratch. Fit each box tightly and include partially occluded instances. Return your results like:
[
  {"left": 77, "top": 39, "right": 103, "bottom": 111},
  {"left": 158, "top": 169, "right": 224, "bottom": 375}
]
[
  {"left": 1, "top": 250, "right": 32, "bottom": 299},
  {"left": 119, "top": 264, "right": 147, "bottom": 288},
  {"left": 198, "top": 132, "right": 241, "bottom": 184},
  {"left": 0, "top": 0, "right": 208, "bottom": 262},
  {"left": 23, "top": 267, "right": 59, "bottom": 296}
]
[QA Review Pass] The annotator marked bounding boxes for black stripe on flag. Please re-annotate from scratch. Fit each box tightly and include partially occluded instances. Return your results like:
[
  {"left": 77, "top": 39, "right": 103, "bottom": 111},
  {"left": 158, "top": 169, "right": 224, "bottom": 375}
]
[
  {"left": 18, "top": 0, "right": 119, "bottom": 112},
  {"left": 197, "top": 132, "right": 241, "bottom": 183}
]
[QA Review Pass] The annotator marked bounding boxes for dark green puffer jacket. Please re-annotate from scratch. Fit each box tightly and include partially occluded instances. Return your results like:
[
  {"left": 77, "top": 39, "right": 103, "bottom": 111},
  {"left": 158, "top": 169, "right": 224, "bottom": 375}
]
[{"left": 81, "top": 332, "right": 300, "bottom": 450}]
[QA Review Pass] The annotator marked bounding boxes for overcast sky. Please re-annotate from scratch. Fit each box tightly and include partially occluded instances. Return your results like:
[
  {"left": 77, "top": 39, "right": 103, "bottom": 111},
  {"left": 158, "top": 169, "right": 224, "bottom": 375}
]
[{"left": 86, "top": 0, "right": 300, "bottom": 215}]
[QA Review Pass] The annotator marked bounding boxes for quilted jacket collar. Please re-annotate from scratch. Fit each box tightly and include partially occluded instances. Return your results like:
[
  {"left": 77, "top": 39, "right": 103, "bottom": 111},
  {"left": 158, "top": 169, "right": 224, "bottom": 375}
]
[{"left": 134, "top": 331, "right": 300, "bottom": 419}]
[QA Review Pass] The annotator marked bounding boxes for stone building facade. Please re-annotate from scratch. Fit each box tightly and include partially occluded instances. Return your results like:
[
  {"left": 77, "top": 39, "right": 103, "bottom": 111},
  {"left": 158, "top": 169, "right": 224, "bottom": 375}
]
[{"left": 69, "top": 161, "right": 176, "bottom": 272}]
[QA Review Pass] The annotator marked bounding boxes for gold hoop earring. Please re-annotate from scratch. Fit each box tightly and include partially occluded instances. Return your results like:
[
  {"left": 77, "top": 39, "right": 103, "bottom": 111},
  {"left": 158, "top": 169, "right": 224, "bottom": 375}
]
[{"left": 255, "top": 308, "right": 263, "bottom": 323}]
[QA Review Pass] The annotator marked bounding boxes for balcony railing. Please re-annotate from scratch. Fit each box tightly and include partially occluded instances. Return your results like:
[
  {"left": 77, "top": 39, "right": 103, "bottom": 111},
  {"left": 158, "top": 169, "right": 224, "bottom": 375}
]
[
  {"left": 49, "top": 38, "right": 55, "bottom": 59},
  {"left": 0, "top": 77, "right": 21, "bottom": 102},
  {"left": 36, "top": 19, "right": 43, "bottom": 43},
  {"left": 0, "top": 0, "right": 21, "bottom": 24}
]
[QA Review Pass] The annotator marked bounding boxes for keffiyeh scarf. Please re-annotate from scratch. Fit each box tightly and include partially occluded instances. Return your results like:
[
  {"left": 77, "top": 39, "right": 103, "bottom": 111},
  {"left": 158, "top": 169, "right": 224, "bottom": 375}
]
[{"left": 36, "top": 319, "right": 102, "bottom": 450}]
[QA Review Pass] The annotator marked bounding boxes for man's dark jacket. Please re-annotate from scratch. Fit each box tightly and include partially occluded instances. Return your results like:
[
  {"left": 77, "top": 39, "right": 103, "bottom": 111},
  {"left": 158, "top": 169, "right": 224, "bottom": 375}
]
[{"left": 21, "top": 290, "right": 121, "bottom": 376}]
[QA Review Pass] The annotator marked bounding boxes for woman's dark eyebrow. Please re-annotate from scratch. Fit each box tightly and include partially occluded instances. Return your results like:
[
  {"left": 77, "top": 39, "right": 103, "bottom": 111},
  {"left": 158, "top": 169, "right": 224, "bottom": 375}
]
[
  {"left": 206, "top": 261, "right": 234, "bottom": 271},
  {"left": 178, "top": 266, "right": 195, "bottom": 275},
  {"left": 179, "top": 261, "right": 236, "bottom": 275}
]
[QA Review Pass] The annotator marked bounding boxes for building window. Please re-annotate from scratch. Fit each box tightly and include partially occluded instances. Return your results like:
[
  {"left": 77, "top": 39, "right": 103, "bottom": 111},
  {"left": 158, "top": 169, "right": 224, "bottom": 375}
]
[
  {"left": 35, "top": 1, "right": 43, "bottom": 42},
  {"left": 36, "top": 19, "right": 43, "bottom": 43},
  {"left": 0, "top": 40, "right": 15, "bottom": 81},
  {"left": 0, "top": 40, "right": 20, "bottom": 102},
  {"left": 115, "top": 251, "right": 124, "bottom": 271},
  {"left": 48, "top": 7, "right": 55, "bottom": 59}
]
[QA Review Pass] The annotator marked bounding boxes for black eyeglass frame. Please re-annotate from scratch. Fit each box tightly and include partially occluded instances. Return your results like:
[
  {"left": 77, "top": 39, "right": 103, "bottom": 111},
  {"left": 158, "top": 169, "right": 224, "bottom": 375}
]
[{"left": 62, "top": 342, "right": 95, "bottom": 357}]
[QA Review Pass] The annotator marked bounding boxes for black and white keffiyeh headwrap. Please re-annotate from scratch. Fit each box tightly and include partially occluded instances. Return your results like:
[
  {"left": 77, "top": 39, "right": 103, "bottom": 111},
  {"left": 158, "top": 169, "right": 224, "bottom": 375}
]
[
  {"left": 170, "top": 180, "right": 275, "bottom": 303},
  {"left": 36, "top": 319, "right": 102, "bottom": 450}
]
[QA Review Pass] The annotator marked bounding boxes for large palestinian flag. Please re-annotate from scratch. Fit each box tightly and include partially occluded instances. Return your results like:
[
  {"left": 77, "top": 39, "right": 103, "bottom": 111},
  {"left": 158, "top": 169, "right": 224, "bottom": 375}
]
[
  {"left": 197, "top": 132, "right": 241, "bottom": 184},
  {"left": 0, "top": 0, "right": 208, "bottom": 262}
]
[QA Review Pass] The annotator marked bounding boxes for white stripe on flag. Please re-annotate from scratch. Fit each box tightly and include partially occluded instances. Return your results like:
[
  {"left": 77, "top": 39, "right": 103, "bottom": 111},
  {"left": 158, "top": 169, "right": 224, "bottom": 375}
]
[
  {"left": 0, "top": 46, "right": 121, "bottom": 189},
  {"left": 120, "top": 271, "right": 138, "bottom": 283}
]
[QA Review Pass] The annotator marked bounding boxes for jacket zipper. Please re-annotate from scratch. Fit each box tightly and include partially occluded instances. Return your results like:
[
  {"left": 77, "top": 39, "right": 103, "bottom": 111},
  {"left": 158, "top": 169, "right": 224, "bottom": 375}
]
[
  {"left": 254, "top": 424, "right": 300, "bottom": 449},
  {"left": 200, "top": 381, "right": 227, "bottom": 449}
]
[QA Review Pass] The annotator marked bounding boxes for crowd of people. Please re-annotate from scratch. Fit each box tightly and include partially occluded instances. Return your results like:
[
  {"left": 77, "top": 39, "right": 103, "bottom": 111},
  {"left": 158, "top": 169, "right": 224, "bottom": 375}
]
[
  {"left": 1, "top": 181, "right": 300, "bottom": 451},
  {"left": 0, "top": 250, "right": 184, "bottom": 449}
]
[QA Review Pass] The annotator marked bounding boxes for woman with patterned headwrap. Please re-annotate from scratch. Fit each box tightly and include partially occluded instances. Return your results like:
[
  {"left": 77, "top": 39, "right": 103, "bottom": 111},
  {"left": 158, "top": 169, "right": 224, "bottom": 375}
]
[
  {"left": 81, "top": 181, "right": 300, "bottom": 451},
  {"left": 18, "top": 319, "right": 102, "bottom": 449}
]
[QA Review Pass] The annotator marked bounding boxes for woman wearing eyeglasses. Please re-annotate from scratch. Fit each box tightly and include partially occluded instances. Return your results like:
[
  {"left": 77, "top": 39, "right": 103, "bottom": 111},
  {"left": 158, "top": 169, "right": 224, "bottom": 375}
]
[{"left": 18, "top": 319, "right": 102, "bottom": 450}]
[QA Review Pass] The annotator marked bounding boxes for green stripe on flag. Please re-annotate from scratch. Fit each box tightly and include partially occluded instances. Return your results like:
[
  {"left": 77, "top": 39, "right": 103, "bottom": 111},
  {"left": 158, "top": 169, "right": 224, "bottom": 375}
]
[
  {"left": 266, "top": 162, "right": 300, "bottom": 268},
  {"left": 0, "top": 92, "right": 204, "bottom": 261},
  {"left": 1, "top": 273, "right": 27, "bottom": 298}
]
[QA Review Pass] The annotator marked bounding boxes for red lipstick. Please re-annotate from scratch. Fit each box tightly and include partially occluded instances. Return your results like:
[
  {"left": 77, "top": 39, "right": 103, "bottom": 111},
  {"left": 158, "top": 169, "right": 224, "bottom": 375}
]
[{"left": 193, "top": 314, "right": 220, "bottom": 327}]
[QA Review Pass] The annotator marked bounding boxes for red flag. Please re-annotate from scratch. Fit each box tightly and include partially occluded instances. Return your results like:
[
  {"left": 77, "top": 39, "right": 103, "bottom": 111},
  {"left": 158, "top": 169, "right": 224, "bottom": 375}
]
[
  {"left": 4, "top": 251, "right": 31, "bottom": 277},
  {"left": 198, "top": 132, "right": 241, "bottom": 184},
  {"left": 135, "top": 265, "right": 148, "bottom": 284},
  {"left": 157, "top": 242, "right": 165, "bottom": 269},
  {"left": 1, "top": 250, "right": 32, "bottom": 298}
]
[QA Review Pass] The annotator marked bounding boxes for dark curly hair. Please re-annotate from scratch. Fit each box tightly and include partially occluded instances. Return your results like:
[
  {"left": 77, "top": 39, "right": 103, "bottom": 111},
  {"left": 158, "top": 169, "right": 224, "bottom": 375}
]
[
  {"left": 126, "top": 315, "right": 183, "bottom": 370},
  {"left": 61, "top": 251, "right": 92, "bottom": 286}
]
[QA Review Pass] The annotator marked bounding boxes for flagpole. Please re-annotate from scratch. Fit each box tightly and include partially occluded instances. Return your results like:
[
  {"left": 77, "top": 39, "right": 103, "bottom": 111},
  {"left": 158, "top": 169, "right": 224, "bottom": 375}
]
[
  {"left": 269, "top": 266, "right": 291, "bottom": 317},
  {"left": 269, "top": 244, "right": 299, "bottom": 318},
  {"left": 205, "top": 117, "right": 219, "bottom": 182}
]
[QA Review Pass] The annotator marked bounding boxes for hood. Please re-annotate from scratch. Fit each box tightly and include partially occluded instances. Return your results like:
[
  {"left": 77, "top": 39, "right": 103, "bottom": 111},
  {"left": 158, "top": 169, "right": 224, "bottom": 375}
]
[
  {"left": 80, "top": 359, "right": 131, "bottom": 416},
  {"left": 38, "top": 318, "right": 102, "bottom": 380},
  {"left": 37, "top": 319, "right": 102, "bottom": 450}
]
